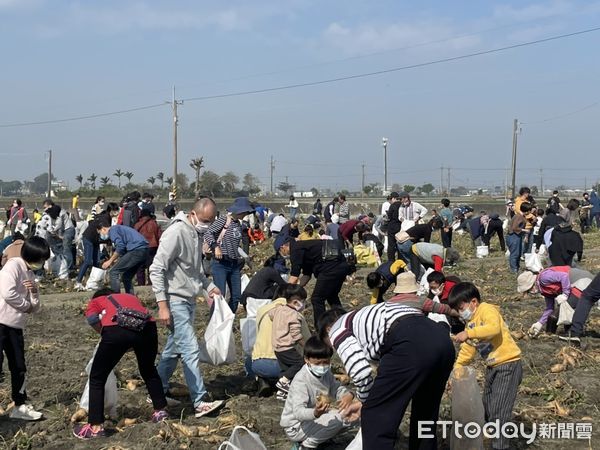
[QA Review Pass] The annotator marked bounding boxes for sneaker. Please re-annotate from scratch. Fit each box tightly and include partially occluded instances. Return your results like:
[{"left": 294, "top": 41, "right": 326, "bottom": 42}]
[
  {"left": 146, "top": 394, "right": 181, "bottom": 407},
  {"left": 558, "top": 333, "right": 582, "bottom": 346},
  {"left": 194, "top": 400, "right": 224, "bottom": 418},
  {"left": 151, "top": 410, "right": 169, "bottom": 423},
  {"left": 9, "top": 404, "right": 43, "bottom": 421},
  {"left": 256, "top": 377, "right": 272, "bottom": 398},
  {"left": 73, "top": 423, "right": 106, "bottom": 439},
  {"left": 276, "top": 378, "right": 290, "bottom": 393},
  {"left": 74, "top": 282, "right": 86, "bottom": 291},
  {"left": 276, "top": 390, "right": 288, "bottom": 401}
]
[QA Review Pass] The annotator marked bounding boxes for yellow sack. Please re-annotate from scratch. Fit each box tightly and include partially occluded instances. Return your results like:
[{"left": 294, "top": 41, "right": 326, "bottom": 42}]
[{"left": 354, "top": 244, "right": 378, "bottom": 267}]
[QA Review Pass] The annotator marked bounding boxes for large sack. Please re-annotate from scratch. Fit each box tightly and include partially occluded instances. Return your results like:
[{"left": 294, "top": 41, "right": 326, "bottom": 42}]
[{"left": 199, "top": 295, "right": 237, "bottom": 365}]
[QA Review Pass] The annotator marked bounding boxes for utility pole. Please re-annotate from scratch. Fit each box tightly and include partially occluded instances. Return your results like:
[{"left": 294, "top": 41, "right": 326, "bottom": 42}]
[
  {"left": 361, "top": 163, "right": 366, "bottom": 198},
  {"left": 510, "top": 118, "right": 519, "bottom": 200},
  {"left": 270, "top": 155, "right": 275, "bottom": 196},
  {"left": 382, "top": 138, "right": 388, "bottom": 194},
  {"left": 584, "top": 177, "right": 587, "bottom": 192},
  {"left": 171, "top": 86, "right": 183, "bottom": 200},
  {"left": 539, "top": 168, "right": 544, "bottom": 197},
  {"left": 440, "top": 166, "right": 444, "bottom": 195},
  {"left": 447, "top": 167, "right": 451, "bottom": 196},
  {"left": 47, "top": 149, "right": 52, "bottom": 197}
]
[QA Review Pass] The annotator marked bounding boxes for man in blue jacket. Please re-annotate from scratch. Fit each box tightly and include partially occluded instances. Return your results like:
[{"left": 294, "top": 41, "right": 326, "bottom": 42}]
[{"left": 97, "top": 219, "right": 149, "bottom": 294}]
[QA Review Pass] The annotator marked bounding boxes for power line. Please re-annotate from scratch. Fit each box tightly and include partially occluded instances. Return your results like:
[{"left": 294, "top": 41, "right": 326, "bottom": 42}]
[
  {"left": 522, "top": 101, "right": 600, "bottom": 124},
  {"left": 0, "top": 103, "right": 165, "bottom": 128},
  {"left": 1, "top": 25, "right": 599, "bottom": 129},
  {"left": 182, "top": 25, "right": 600, "bottom": 103}
]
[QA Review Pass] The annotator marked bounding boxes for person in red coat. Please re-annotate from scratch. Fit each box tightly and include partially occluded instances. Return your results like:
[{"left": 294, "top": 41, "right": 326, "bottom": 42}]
[{"left": 134, "top": 209, "right": 162, "bottom": 286}]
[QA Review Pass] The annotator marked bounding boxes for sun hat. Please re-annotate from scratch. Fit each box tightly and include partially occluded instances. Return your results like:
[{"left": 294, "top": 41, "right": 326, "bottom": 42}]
[
  {"left": 517, "top": 270, "right": 537, "bottom": 293},
  {"left": 227, "top": 197, "right": 255, "bottom": 215},
  {"left": 393, "top": 272, "right": 420, "bottom": 294}
]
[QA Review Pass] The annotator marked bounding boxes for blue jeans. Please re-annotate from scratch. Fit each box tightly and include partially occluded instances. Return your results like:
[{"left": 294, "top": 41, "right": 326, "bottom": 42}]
[
  {"left": 397, "top": 240, "right": 413, "bottom": 265},
  {"left": 157, "top": 300, "right": 207, "bottom": 407},
  {"left": 109, "top": 248, "right": 148, "bottom": 294},
  {"left": 252, "top": 358, "right": 280, "bottom": 380},
  {"left": 211, "top": 258, "right": 242, "bottom": 312},
  {"left": 76, "top": 238, "right": 100, "bottom": 283},
  {"left": 521, "top": 229, "right": 533, "bottom": 254},
  {"left": 506, "top": 233, "right": 523, "bottom": 273},
  {"left": 62, "top": 227, "right": 76, "bottom": 270}
]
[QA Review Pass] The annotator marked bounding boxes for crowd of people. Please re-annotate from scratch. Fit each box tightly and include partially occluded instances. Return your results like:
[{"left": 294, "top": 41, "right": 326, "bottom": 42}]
[{"left": 0, "top": 186, "right": 599, "bottom": 449}]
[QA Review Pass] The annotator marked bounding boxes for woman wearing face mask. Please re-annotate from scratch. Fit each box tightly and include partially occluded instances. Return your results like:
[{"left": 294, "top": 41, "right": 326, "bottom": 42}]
[
  {"left": 0, "top": 236, "right": 50, "bottom": 421},
  {"left": 8, "top": 199, "right": 27, "bottom": 236},
  {"left": 267, "top": 284, "right": 311, "bottom": 401},
  {"left": 204, "top": 197, "right": 255, "bottom": 313},
  {"left": 90, "top": 196, "right": 106, "bottom": 221},
  {"left": 134, "top": 209, "right": 162, "bottom": 286}
]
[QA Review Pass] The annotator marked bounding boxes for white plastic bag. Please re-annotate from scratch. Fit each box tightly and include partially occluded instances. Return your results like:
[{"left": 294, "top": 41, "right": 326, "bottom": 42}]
[
  {"left": 218, "top": 426, "right": 267, "bottom": 450},
  {"left": 346, "top": 428, "right": 363, "bottom": 450},
  {"left": 417, "top": 268, "right": 434, "bottom": 296},
  {"left": 245, "top": 298, "right": 271, "bottom": 319},
  {"left": 86, "top": 267, "right": 106, "bottom": 290},
  {"left": 79, "top": 345, "right": 118, "bottom": 419},
  {"left": 428, "top": 295, "right": 450, "bottom": 328},
  {"left": 50, "top": 254, "right": 69, "bottom": 279},
  {"left": 557, "top": 301, "right": 575, "bottom": 326},
  {"left": 538, "top": 244, "right": 547, "bottom": 256},
  {"left": 241, "top": 274, "right": 251, "bottom": 294},
  {"left": 475, "top": 245, "right": 489, "bottom": 259},
  {"left": 400, "top": 220, "right": 415, "bottom": 232},
  {"left": 450, "top": 366, "right": 485, "bottom": 450},
  {"left": 240, "top": 318, "right": 257, "bottom": 356},
  {"left": 199, "top": 295, "right": 237, "bottom": 365},
  {"left": 524, "top": 252, "right": 543, "bottom": 273}
]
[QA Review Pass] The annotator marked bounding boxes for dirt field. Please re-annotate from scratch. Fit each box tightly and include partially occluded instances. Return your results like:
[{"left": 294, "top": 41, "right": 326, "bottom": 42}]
[{"left": 1, "top": 231, "right": 600, "bottom": 449}]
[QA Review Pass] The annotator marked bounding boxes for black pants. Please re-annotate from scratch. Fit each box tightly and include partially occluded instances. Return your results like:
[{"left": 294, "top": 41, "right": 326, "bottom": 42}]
[
  {"left": 361, "top": 315, "right": 455, "bottom": 450},
  {"left": 440, "top": 228, "right": 453, "bottom": 248},
  {"left": 483, "top": 227, "right": 506, "bottom": 252},
  {"left": 89, "top": 322, "right": 166, "bottom": 425},
  {"left": 0, "top": 324, "right": 27, "bottom": 406},
  {"left": 387, "top": 229, "right": 399, "bottom": 261},
  {"left": 571, "top": 273, "right": 600, "bottom": 337},
  {"left": 311, "top": 261, "right": 350, "bottom": 327},
  {"left": 274, "top": 348, "right": 304, "bottom": 380}
]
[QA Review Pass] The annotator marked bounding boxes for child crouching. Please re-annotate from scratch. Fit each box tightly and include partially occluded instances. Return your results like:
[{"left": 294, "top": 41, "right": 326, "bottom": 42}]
[
  {"left": 449, "top": 282, "right": 522, "bottom": 450},
  {"left": 280, "top": 336, "right": 355, "bottom": 450}
]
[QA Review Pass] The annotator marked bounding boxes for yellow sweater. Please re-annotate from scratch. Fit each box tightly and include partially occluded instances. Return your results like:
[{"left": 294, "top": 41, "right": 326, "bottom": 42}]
[
  {"left": 252, "top": 298, "right": 286, "bottom": 360},
  {"left": 455, "top": 302, "right": 521, "bottom": 368},
  {"left": 370, "top": 259, "right": 407, "bottom": 304}
]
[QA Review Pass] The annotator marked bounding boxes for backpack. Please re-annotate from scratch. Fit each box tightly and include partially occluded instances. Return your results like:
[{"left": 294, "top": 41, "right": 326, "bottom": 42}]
[{"left": 122, "top": 202, "right": 140, "bottom": 227}]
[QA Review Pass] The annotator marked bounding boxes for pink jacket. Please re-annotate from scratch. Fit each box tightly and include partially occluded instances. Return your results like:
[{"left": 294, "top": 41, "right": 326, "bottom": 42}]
[{"left": 0, "top": 257, "right": 40, "bottom": 329}]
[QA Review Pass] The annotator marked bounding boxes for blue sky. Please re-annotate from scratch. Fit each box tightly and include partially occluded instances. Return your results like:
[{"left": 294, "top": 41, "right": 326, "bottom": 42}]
[{"left": 1, "top": 0, "right": 599, "bottom": 192}]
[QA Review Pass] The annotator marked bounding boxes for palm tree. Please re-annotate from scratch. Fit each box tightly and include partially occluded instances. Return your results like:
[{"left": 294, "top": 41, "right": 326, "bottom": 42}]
[
  {"left": 100, "top": 176, "right": 110, "bottom": 188},
  {"left": 87, "top": 173, "right": 97, "bottom": 190},
  {"left": 156, "top": 172, "right": 165, "bottom": 189},
  {"left": 189, "top": 157, "right": 204, "bottom": 197},
  {"left": 124, "top": 172, "right": 134, "bottom": 185},
  {"left": 147, "top": 176, "right": 156, "bottom": 188},
  {"left": 166, "top": 177, "right": 174, "bottom": 188},
  {"left": 75, "top": 174, "right": 83, "bottom": 189},
  {"left": 113, "top": 169, "right": 124, "bottom": 189}
]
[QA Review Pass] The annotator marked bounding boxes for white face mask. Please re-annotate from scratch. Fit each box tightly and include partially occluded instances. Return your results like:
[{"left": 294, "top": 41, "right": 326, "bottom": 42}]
[
  {"left": 308, "top": 363, "right": 330, "bottom": 377},
  {"left": 431, "top": 288, "right": 442, "bottom": 296},
  {"left": 192, "top": 213, "right": 211, "bottom": 234},
  {"left": 460, "top": 306, "right": 474, "bottom": 322}
]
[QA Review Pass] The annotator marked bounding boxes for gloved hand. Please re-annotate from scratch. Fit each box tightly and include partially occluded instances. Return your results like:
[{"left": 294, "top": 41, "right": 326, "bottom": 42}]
[
  {"left": 555, "top": 294, "right": 568, "bottom": 305},
  {"left": 528, "top": 322, "right": 543, "bottom": 337}
]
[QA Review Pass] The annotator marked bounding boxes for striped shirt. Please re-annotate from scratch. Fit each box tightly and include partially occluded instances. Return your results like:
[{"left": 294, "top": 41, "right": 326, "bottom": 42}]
[
  {"left": 329, "top": 302, "right": 422, "bottom": 401},
  {"left": 204, "top": 214, "right": 243, "bottom": 260}
]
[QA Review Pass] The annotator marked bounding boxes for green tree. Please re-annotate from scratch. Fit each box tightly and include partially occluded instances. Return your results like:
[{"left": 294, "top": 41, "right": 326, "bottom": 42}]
[
  {"left": 420, "top": 183, "right": 435, "bottom": 196},
  {"left": 113, "top": 169, "right": 124, "bottom": 189},
  {"left": 147, "top": 176, "right": 156, "bottom": 188},
  {"left": 100, "top": 176, "right": 111, "bottom": 188},
  {"left": 166, "top": 177, "right": 174, "bottom": 187},
  {"left": 190, "top": 157, "right": 204, "bottom": 197},
  {"left": 221, "top": 171, "right": 240, "bottom": 194},
  {"left": 75, "top": 174, "right": 84, "bottom": 189},
  {"left": 403, "top": 185, "right": 415, "bottom": 194},
  {"left": 277, "top": 181, "right": 295, "bottom": 195},
  {"left": 87, "top": 173, "right": 97, "bottom": 191},
  {"left": 0, "top": 180, "right": 22, "bottom": 196},
  {"left": 176, "top": 173, "right": 189, "bottom": 191},
  {"left": 242, "top": 173, "right": 261, "bottom": 195},
  {"left": 30, "top": 173, "right": 56, "bottom": 194},
  {"left": 310, "top": 187, "right": 319, "bottom": 197},
  {"left": 363, "top": 185, "right": 373, "bottom": 195},
  {"left": 199, "top": 171, "right": 223, "bottom": 197},
  {"left": 124, "top": 172, "right": 134, "bottom": 185},
  {"left": 156, "top": 172, "right": 165, "bottom": 189}
]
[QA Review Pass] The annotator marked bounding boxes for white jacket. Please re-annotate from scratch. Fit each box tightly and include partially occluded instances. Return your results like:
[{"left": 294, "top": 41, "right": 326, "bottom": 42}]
[{"left": 0, "top": 257, "right": 40, "bottom": 329}]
